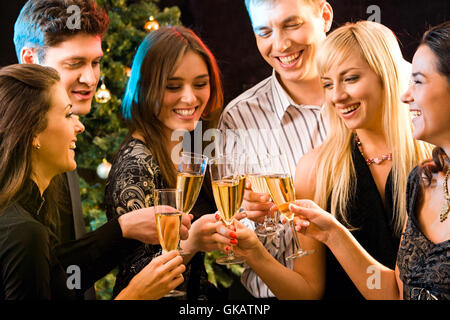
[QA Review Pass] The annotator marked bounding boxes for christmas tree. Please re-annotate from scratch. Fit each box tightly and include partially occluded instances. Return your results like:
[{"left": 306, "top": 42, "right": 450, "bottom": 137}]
[{"left": 78, "top": 0, "right": 242, "bottom": 300}]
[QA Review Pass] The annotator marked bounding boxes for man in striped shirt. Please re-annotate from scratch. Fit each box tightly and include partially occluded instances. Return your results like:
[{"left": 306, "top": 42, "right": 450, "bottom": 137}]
[{"left": 218, "top": 0, "right": 333, "bottom": 298}]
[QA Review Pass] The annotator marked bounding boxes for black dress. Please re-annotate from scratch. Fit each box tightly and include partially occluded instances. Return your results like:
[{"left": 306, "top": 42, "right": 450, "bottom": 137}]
[
  {"left": 323, "top": 142, "right": 400, "bottom": 300},
  {"left": 105, "top": 137, "right": 221, "bottom": 300},
  {"left": 0, "top": 180, "right": 140, "bottom": 300},
  {"left": 396, "top": 166, "right": 450, "bottom": 300}
]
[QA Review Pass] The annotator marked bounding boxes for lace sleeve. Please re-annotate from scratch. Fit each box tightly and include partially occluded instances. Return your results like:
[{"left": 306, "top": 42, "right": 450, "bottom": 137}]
[{"left": 105, "top": 139, "right": 162, "bottom": 219}]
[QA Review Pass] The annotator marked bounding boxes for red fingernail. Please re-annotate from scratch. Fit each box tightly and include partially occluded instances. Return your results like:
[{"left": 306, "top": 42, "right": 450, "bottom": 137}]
[
  {"left": 230, "top": 239, "right": 238, "bottom": 245},
  {"left": 229, "top": 231, "right": 237, "bottom": 239},
  {"left": 215, "top": 213, "right": 220, "bottom": 220},
  {"left": 225, "top": 246, "right": 230, "bottom": 252}
]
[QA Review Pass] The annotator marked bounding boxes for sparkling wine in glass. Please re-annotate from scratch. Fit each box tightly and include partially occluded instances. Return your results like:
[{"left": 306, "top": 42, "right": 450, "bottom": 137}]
[
  {"left": 176, "top": 152, "right": 208, "bottom": 215},
  {"left": 262, "top": 154, "right": 315, "bottom": 260},
  {"left": 209, "top": 154, "right": 246, "bottom": 265},
  {"left": 154, "top": 188, "right": 186, "bottom": 297},
  {"left": 247, "top": 154, "right": 283, "bottom": 237},
  {"left": 176, "top": 152, "right": 208, "bottom": 255},
  {"left": 156, "top": 211, "right": 182, "bottom": 253}
]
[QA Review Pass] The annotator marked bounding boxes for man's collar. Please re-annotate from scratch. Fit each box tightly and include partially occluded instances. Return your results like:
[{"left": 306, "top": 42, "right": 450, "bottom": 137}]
[
  {"left": 270, "top": 70, "right": 323, "bottom": 121},
  {"left": 270, "top": 70, "right": 292, "bottom": 120}
]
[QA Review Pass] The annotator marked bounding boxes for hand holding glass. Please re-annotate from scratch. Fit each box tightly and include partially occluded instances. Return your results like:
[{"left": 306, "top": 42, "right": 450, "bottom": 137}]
[
  {"left": 262, "top": 154, "right": 315, "bottom": 260},
  {"left": 247, "top": 154, "right": 283, "bottom": 237},
  {"left": 154, "top": 188, "right": 186, "bottom": 297},
  {"left": 177, "top": 152, "right": 208, "bottom": 214},
  {"left": 209, "top": 154, "right": 246, "bottom": 265},
  {"left": 176, "top": 152, "right": 208, "bottom": 255}
]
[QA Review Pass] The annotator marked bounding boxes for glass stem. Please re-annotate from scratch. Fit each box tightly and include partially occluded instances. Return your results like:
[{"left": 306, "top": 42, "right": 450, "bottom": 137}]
[
  {"left": 289, "top": 219, "right": 303, "bottom": 253},
  {"left": 228, "top": 246, "right": 235, "bottom": 258},
  {"left": 263, "top": 216, "right": 269, "bottom": 228}
]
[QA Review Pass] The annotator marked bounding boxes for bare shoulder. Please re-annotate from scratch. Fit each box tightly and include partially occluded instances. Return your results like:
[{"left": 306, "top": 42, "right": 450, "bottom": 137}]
[{"left": 294, "top": 146, "right": 323, "bottom": 199}]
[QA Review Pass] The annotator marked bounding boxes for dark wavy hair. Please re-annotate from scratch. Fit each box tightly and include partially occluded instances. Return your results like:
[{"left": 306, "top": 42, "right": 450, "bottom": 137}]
[
  {"left": 14, "top": 0, "right": 109, "bottom": 62},
  {"left": 0, "top": 64, "right": 62, "bottom": 233},
  {"left": 417, "top": 22, "right": 450, "bottom": 185}
]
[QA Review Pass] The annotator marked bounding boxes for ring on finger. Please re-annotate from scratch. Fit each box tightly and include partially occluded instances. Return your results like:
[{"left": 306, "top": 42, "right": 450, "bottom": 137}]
[{"left": 238, "top": 207, "right": 247, "bottom": 219}]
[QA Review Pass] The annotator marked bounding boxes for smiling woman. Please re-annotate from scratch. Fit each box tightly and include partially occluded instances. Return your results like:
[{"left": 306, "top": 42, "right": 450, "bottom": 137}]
[
  {"left": 104, "top": 25, "right": 225, "bottom": 300},
  {"left": 0, "top": 63, "right": 187, "bottom": 300},
  {"left": 0, "top": 64, "right": 67, "bottom": 222},
  {"left": 157, "top": 50, "right": 211, "bottom": 134},
  {"left": 31, "top": 83, "right": 85, "bottom": 193},
  {"left": 0, "top": 64, "right": 86, "bottom": 298}
]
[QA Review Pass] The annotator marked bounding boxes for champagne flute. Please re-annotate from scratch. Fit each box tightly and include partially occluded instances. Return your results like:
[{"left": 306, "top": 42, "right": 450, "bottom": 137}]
[
  {"left": 262, "top": 154, "right": 315, "bottom": 260},
  {"left": 177, "top": 152, "right": 208, "bottom": 214},
  {"left": 154, "top": 188, "right": 186, "bottom": 297},
  {"left": 209, "top": 154, "right": 246, "bottom": 265},
  {"left": 247, "top": 154, "right": 283, "bottom": 237},
  {"left": 176, "top": 152, "right": 208, "bottom": 254}
]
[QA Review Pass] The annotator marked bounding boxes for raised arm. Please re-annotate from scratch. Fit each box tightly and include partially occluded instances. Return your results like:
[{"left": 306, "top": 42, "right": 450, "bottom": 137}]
[
  {"left": 216, "top": 150, "right": 327, "bottom": 299},
  {"left": 217, "top": 220, "right": 324, "bottom": 299},
  {"left": 290, "top": 199, "right": 403, "bottom": 299}
]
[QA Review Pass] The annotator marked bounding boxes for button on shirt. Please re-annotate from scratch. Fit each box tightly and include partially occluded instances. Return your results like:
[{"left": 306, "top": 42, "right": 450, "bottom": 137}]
[{"left": 218, "top": 71, "right": 328, "bottom": 298}]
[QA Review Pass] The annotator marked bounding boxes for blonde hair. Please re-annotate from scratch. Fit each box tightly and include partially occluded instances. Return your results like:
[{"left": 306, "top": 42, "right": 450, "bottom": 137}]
[{"left": 314, "top": 21, "right": 432, "bottom": 235}]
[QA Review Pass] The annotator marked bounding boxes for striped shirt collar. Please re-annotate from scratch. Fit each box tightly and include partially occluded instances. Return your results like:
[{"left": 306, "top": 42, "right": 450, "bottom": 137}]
[{"left": 270, "top": 70, "right": 323, "bottom": 121}]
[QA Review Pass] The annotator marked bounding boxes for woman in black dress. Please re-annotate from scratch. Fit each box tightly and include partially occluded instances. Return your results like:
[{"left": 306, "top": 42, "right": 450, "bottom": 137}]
[
  {"left": 0, "top": 64, "right": 185, "bottom": 300},
  {"left": 105, "top": 26, "right": 226, "bottom": 299}
]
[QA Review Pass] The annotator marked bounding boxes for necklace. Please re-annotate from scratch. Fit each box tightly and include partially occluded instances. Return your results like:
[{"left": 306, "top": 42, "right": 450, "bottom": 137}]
[
  {"left": 354, "top": 135, "right": 392, "bottom": 166},
  {"left": 440, "top": 166, "right": 450, "bottom": 223}
]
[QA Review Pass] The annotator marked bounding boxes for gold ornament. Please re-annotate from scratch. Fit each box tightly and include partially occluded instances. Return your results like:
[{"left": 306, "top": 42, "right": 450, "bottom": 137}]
[
  {"left": 125, "top": 67, "right": 132, "bottom": 77},
  {"left": 95, "top": 81, "right": 111, "bottom": 104},
  {"left": 144, "top": 16, "right": 160, "bottom": 32}
]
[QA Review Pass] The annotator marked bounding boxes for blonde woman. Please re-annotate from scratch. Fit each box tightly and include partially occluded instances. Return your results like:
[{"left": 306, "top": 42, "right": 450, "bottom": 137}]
[
  {"left": 293, "top": 20, "right": 433, "bottom": 299},
  {"left": 216, "top": 21, "right": 431, "bottom": 299},
  {"left": 292, "top": 22, "right": 450, "bottom": 300}
]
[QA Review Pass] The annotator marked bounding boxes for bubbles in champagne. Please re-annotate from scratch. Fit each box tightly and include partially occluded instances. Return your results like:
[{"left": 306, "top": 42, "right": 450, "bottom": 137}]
[
  {"left": 212, "top": 177, "right": 246, "bottom": 225},
  {"left": 176, "top": 172, "right": 204, "bottom": 214},
  {"left": 264, "top": 174, "right": 295, "bottom": 220},
  {"left": 156, "top": 212, "right": 182, "bottom": 253}
]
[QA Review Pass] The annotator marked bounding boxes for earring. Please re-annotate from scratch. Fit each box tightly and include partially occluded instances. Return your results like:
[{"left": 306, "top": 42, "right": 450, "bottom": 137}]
[{"left": 34, "top": 144, "right": 41, "bottom": 150}]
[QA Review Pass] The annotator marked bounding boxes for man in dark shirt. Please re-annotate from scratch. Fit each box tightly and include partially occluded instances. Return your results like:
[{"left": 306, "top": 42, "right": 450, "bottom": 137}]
[{"left": 12, "top": 0, "right": 191, "bottom": 299}]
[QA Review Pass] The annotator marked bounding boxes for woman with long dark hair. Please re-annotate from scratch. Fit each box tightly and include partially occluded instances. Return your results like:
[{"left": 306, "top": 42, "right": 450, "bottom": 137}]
[
  {"left": 0, "top": 64, "right": 185, "bottom": 300},
  {"left": 105, "top": 26, "right": 225, "bottom": 299}
]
